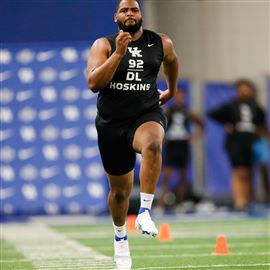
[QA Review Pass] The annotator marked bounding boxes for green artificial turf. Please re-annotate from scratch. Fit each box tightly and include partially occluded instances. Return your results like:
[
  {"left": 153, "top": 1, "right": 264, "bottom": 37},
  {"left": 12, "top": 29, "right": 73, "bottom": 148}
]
[
  {"left": 1, "top": 217, "right": 269, "bottom": 270},
  {"left": 1, "top": 238, "right": 35, "bottom": 270}
]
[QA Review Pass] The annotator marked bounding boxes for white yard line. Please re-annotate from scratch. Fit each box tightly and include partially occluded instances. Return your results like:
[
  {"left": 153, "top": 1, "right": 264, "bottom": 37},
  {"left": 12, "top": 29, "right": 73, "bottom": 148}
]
[
  {"left": 1, "top": 251, "right": 269, "bottom": 264},
  {"left": 136, "top": 263, "right": 270, "bottom": 270},
  {"left": 132, "top": 252, "right": 270, "bottom": 259},
  {"left": 62, "top": 231, "right": 269, "bottom": 239},
  {"left": 93, "top": 242, "right": 268, "bottom": 251},
  {"left": 2, "top": 223, "right": 115, "bottom": 270}
]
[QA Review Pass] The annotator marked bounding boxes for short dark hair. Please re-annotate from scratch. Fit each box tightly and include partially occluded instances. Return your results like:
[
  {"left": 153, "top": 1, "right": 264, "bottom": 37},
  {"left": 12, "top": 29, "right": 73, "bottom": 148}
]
[
  {"left": 234, "top": 79, "right": 257, "bottom": 92},
  {"left": 116, "top": 0, "right": 141, "bottom": 12}
]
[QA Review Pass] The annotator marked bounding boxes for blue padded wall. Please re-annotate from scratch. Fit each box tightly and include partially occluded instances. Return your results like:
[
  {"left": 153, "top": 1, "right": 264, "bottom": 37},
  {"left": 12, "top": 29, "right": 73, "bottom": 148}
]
[
  {"left": 0, "top": 42, "right": 110, "bottom": 216},
  {"left": 1, "top": 0, "right": 118, "bottom": 42}
]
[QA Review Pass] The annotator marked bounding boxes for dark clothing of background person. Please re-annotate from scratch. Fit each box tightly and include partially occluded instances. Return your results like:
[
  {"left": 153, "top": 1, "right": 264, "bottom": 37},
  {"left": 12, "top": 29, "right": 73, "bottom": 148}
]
[
  {"left": 164, "top": 106, "right": 191, "bottom": 168},
  {"left": 208, "top": 99, "right": 265, "bottom": 167}
]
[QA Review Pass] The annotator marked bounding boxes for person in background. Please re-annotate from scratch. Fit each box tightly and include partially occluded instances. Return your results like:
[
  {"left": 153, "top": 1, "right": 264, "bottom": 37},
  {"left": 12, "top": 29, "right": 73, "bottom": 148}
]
[
  {"left": 157, "top": 89, "right": 204, "bottom": 212},
  {"left": 207, "top": 79, "right": 268, "bottom": 212},
  {"left": 252, "top": 121, "right": 270, "bottom": 205},
  {"left": 250, "top": 84, "right": 270, "bottom": 206}
]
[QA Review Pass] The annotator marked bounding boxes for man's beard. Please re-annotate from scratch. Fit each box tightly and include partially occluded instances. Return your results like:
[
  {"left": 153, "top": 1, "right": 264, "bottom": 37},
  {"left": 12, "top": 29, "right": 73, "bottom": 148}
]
[{"left": 117, "top": 18, "right": 142, "bottom": 35}]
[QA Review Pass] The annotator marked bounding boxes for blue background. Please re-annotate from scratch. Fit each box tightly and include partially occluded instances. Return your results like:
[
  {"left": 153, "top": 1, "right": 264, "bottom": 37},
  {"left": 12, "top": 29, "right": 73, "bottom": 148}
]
[{"left": 1, "top": 0, "right": 118, "bottom": 42}]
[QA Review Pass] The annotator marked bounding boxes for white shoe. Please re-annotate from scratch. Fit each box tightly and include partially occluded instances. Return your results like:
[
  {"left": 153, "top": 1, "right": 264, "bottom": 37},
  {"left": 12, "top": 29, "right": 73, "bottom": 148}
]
[
  {"left": 135, "top": 209, "right": 158, "bottom": 237},
  {"left": 114, "top": 236, "right": 132, "bottom": 270}
]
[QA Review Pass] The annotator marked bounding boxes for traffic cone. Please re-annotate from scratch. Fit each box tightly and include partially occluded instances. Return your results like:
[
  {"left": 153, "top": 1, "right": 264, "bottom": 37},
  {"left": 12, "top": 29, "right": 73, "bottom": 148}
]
[
  {"left": 212, "top": 235, "right": 230, "bottom": 255},
  {"left": 127, "top": 214, "right": 137, "bottom": 233},
  {"left": 158, "top": 223, "right": 172, "bottom": 241}
]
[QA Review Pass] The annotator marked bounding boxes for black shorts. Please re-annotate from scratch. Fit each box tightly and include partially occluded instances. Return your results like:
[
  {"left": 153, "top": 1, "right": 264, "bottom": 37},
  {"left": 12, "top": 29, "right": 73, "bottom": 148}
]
[
  {"left": 225, "top": 133, "right": 255, "bottom": 167},
  {"left": 95, "top": 107, "right": 167, "bottom": 175},
  {"left": 163, "top": 140, "right": 190, "bottom": 168}
]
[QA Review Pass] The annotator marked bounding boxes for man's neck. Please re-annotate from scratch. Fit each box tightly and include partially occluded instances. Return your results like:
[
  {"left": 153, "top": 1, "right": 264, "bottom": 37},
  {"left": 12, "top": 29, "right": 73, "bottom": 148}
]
[{"left": 131, "top": 27, "right": 143, "bottom": 41}]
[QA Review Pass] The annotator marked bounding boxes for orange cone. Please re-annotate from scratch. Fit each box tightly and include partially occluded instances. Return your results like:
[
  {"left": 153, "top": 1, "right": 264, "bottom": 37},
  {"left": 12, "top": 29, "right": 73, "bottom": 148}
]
[
  {"left": 158, "top": 223, "right": 172, "bottom": 242},
  {"left": 212, "top": 235, "right": 230, "bottom": 255},
  {"left": 127, "top": 214, "right": 137, "bottom": 233}
]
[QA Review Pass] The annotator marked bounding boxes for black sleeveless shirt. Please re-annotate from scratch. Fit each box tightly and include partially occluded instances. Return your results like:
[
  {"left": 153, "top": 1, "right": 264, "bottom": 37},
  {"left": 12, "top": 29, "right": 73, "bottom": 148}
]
[{"left": 97, "top": 29, "right": 164, "bottom": 122}]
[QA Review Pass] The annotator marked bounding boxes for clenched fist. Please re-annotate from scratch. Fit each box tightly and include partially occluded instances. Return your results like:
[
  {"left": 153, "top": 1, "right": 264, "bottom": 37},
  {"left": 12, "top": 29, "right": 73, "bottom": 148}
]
[{"left": 115, "top": 30, "right": 132, "bottom": 56}]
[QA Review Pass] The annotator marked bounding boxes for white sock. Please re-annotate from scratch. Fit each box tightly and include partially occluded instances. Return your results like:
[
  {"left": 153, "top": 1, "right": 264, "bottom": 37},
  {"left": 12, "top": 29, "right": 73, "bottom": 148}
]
[
  {"left": 113, "top": 223, "right": 127, "bottom": 238},
  {"left": 140, "top": 192, "right": 154, "bottom": 210}
]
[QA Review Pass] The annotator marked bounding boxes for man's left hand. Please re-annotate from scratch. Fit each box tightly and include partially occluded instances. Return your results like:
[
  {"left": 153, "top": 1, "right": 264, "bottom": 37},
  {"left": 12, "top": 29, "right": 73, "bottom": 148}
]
[{"left": 158, "top": 89, "right": 174, "bottom": 105}]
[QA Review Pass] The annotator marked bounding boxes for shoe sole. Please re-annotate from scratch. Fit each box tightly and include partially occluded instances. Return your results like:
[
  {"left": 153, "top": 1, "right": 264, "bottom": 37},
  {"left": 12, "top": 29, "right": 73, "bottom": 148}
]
[
  {"left": 114, "top": 256, "right": 132, "bottom": 270},
  {"left": 135, "top": 220, "right": 158, "bottom": 237}
]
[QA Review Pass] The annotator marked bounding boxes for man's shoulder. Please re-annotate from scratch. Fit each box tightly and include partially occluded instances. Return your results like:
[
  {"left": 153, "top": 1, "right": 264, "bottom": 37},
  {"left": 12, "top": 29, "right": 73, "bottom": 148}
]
[
  {"left": 94, "top": 33, "right": 117, "bottom": 43},
  {"left": 90, "top": 37, "right": 113, "bottom": 54},
  {"left": 143, "top": 29, "right": 161, "bottom": 38},
  {"left": 223, "top": 100, "right": 236, "bottom": 109},
  {"left": 143, "top": 29, "right": 163, "bottom": 45},
  {"left": 106, "top": 33, "right": 118, "bottom": 41}
]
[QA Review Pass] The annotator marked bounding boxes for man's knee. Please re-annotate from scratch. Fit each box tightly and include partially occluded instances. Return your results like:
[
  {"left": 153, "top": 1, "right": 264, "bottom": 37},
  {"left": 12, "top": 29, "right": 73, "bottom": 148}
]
[
  {"left": 143, "top": 138, "right": 162, "bottom": 157},
  {"left": 111, "top": 189, "right": 129, "bottom": 204}
]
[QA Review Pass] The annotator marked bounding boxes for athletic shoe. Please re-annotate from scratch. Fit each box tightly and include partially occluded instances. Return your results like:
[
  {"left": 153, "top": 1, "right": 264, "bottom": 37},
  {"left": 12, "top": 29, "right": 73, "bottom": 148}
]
[
  {"left": 135, "top": 208, "right": 158, "bottom": 237},
  {"left": 114, "top": 235, "right": 132, "bottom": 270}
]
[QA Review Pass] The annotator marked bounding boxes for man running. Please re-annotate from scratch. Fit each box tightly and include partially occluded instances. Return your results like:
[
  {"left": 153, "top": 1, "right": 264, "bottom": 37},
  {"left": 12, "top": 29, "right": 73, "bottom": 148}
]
[{"left": 87, "top": 0, "right": 179, "bottom": 268}]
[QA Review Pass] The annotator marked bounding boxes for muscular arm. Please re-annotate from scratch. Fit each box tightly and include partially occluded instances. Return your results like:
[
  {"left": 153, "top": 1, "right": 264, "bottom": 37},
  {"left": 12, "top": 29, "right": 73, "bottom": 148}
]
[
  {"left": 257, "top": 107, "right": 270, "bottom": 141},
  {"left": 86, "top": 38, "right": 121, "bottom": 92},
  {"left": 86, "top": 31, "right": 132, "bottom": 92},
  {"left": 189, "top": 111, "right": 204, "bottom": 141},
  {"left": 207, "top": 103, "right": 231, "bottom": 124},
  {"left": 159, "top": 34, "right": 179, "bottom": 105}
]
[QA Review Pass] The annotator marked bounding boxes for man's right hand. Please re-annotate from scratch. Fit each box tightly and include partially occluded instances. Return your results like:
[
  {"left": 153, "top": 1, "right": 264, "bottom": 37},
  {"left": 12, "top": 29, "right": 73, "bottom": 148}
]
[{"left": 115, "top": 30, "right": 132, "bottom": 56}]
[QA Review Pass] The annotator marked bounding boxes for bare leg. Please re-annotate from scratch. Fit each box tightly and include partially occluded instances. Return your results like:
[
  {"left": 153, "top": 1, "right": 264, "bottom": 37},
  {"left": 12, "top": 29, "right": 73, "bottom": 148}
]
[
  {"left": 176, "top": 168, "right": 188, "bottom": 203},
  {"left": 107, "top": 171, "right": 134, "bottom": 226},
  {"left": 231, "top": 166, "right": 252, "bottom": 210},
  {"left": 132, "top": 121, "right": 164, "bottom": 236},
  {"left": 158, "top": 166, "right": 173, "bottom": 207},
  {"left": 108, "top": 172, "right": 133, "bottom": 269},
  {"left": 260, "top": 164, "right": 270, "bottom": 202},
  {"left": 133, "top": 121, "right": 164, "bottom": 194}
]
